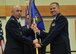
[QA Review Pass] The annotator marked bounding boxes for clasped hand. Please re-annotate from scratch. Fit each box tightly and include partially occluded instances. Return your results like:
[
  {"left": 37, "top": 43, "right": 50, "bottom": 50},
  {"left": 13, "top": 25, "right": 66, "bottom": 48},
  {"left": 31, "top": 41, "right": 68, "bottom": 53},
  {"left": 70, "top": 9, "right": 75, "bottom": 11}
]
[{"left": 33, "top": 39, "right": 41, "bottom": 48}]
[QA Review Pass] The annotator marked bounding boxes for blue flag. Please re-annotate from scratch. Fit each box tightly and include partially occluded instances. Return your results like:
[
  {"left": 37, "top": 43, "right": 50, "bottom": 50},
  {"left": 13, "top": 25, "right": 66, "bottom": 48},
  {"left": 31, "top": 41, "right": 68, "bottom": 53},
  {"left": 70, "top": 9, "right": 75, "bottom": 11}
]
[
  {"left": 31, "top": 0, "right": 45, "bottom": 30},
  {"left": 25, "top": 4, "right": 31, "bottom": 28},
  {"left": 25, "top": 5, "right": 29, "bottom": 26}
]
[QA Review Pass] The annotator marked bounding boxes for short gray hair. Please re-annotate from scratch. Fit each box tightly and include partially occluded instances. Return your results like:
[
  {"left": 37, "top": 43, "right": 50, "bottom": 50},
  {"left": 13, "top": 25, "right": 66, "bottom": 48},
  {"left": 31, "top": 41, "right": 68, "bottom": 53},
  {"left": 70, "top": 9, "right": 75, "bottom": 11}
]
[{"left": 50, "top": 2, "right": 60, "bottom": 7}]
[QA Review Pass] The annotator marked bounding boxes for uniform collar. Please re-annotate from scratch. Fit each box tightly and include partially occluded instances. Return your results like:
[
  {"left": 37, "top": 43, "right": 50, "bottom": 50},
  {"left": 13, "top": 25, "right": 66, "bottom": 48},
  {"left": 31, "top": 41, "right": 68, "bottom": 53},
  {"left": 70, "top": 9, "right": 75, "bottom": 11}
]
[
  {"left": 11, "top": 15, "right": 20, "bottom": 23},
  {"left": 53, "top": 13, "right": 61, "bottom": 20}
]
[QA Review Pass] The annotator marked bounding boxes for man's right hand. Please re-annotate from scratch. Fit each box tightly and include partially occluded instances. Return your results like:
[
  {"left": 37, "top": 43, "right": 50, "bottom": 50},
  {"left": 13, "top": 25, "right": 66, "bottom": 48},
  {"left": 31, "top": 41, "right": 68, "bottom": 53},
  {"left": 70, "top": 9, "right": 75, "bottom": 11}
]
[
  {"left": 34, "top": 43, "right": 41, "bottom": 48},
  {"left": 33, "top": 39, "right": 41, "bottom": 48}
]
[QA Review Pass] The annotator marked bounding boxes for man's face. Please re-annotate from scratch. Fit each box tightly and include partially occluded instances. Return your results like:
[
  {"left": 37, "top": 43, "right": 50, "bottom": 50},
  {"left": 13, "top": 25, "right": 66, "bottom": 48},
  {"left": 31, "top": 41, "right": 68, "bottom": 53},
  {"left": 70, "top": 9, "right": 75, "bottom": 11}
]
[
  {"left": 13, "top": 6, "right": 22, "bottom": 18},
  {"left": 50, "top": 4, "right": 60, "bottom": 16}
]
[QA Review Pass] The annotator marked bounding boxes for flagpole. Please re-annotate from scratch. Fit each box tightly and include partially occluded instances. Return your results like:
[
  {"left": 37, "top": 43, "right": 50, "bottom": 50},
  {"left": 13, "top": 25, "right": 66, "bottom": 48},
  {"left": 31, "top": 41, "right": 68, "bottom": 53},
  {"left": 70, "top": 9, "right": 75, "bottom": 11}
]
[
  {"left": 33, "top": 18, "right": 39, "bottom": 54},
  {"left": 32, "top": 0, "right": 39, "bottom": 53},
  {"left": 26, "top": 0, "right": 39, "bottom": 54}
]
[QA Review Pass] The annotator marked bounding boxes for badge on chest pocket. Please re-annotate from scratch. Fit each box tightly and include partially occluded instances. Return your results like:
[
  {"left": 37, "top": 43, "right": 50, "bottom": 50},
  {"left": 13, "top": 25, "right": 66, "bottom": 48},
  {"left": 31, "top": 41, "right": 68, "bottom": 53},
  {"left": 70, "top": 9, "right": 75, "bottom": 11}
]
[{"left": 52, "top": 23, "right": 55, "bottom": 27}]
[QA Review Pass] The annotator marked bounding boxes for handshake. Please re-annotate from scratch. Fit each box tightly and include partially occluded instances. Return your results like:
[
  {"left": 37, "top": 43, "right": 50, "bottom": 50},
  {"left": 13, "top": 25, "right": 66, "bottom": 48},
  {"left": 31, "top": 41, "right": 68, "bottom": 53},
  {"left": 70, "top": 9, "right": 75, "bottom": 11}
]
[{"left": 31, "top": 22, "right": 41, "bottom": 48}]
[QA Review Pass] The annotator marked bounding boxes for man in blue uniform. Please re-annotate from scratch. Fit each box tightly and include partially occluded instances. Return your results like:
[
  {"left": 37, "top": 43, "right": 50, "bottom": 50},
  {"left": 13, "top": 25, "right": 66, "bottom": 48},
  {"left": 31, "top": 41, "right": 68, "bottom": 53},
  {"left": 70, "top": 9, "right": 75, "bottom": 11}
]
[
  {"left": 33, "top": 2, "right": 71, "bottom": 54},
  {"left": 4, "top": 5, "right": 40, "bottom": 54}
]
